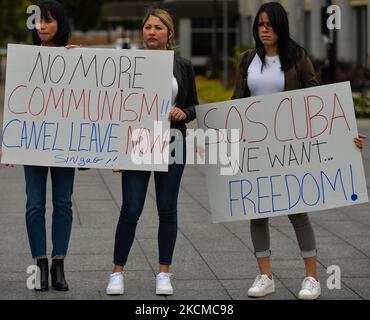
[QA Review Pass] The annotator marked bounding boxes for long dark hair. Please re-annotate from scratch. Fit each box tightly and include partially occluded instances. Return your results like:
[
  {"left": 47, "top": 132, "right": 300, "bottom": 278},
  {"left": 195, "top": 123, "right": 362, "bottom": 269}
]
[
  {"left": 252, "top": 2, "right": 305, "bottom": 71},
  {"left": 32, "top": 0, "right": 71, "bottom": 46}
]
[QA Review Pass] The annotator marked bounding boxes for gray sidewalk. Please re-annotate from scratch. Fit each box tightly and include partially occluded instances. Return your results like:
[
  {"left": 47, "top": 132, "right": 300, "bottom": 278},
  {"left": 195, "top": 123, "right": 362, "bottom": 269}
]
[{"left": 0, "top": 125, "right": 369, "bottom": 300}]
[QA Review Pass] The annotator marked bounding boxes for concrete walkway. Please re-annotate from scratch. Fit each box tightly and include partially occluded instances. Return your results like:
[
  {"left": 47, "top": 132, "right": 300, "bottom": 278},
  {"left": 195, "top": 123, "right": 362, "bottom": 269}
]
[{"left": 0, "top": 124, "right": 369, "bottom": 300}]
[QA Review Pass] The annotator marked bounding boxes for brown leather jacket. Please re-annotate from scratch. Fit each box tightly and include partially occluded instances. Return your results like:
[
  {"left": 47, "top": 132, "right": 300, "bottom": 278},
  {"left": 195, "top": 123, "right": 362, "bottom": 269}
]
[{"left": 231, "top": 49, "right": 318, "bottom": 99}]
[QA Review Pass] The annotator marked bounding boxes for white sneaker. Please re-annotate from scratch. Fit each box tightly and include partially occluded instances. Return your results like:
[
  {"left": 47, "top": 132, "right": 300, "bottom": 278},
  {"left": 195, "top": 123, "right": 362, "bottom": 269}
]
[
  {"left": 298, "top": 277, "right": 321, "bottom": 300},
  {"left": 248, "top": 274, "right": 275, "bottom": 297},
  {"left": 156, "top": 272, "right": 173, "bottom": 295},
  {"left": 106, "top": 272, "right": 124, "bottom": 295}
]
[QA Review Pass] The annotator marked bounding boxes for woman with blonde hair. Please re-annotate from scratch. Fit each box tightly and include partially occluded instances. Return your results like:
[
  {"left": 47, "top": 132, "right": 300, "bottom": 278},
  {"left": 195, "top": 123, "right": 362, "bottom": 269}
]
[{"left": 106, "top": 8, "right": 198, "bottom": 296}]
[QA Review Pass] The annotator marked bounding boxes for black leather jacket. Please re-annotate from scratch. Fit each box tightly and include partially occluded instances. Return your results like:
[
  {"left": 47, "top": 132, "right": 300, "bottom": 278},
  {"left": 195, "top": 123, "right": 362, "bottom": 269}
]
[{"left": 172, "top": 54, "right": 198, "bottom": 133}]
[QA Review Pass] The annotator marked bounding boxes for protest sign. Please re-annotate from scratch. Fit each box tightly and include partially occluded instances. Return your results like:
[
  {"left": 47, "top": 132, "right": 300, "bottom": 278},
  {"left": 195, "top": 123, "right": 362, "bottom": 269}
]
[
  {"left": 196, "top": 82, "right": 369, "bottom": 222},
  {"left": 1, "top": 44, "right": 174, "bottom": 170}
]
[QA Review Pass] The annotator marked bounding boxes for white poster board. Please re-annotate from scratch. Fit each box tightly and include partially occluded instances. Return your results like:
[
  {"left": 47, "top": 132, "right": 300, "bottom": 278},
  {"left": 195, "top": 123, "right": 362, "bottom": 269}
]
[
  {"left": 1, "top": 44, "right": 174, "bottom": 171},
  {"left": 196, "top": 82, "right": 369, "bottom": 222}
]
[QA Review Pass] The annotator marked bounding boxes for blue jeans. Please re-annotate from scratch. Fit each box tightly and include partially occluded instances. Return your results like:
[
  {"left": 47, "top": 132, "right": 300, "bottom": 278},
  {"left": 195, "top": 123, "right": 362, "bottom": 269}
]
[
  {"left": 113, "top": 134, "right": 186, "bottom": 266},
  {"left": 24, "top": 166, "right": 75, "bottom": 259}
]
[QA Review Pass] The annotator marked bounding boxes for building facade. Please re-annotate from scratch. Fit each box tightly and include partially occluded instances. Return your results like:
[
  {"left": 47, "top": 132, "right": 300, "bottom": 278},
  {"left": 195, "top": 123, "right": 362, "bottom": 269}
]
[
  {"left": 102, "top": 0, "right": 370, "bottom": 68},
  {"left": 236, "top": 0, "right": 369, "bottom": 66}
]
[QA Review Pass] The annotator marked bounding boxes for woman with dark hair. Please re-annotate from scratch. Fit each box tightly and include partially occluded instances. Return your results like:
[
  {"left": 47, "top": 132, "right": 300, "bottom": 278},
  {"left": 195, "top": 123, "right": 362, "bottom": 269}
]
[
  {"left": 31, "top": 0, "right": 70, "bottom": 47},
  {"left": 232, "top": 1, "right": 366, "bottom": 300},
  {"left": 25, "top": 0, "right": 74, "bottom": 292},
  {"left": 106, "top": 8, "right": 198, "bottom": 296}
]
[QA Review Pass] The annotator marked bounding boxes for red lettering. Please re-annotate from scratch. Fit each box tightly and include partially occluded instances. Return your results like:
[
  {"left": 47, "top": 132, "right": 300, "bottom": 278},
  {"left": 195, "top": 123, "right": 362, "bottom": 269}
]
[
  {"left": 8, "top": 85, "right": 27, "bottom": 115},
  {"left": 225, "top": 106, "right": 243, "bottom": 143},
  {"left": 87, "top": 90, "right": 100, "bottom": 122},
  {"left": 244, "top": 101, "right": 268, "bottom": 143},
  {"left": 139, "top": 94, "right": 159, "bottom": 122},
  {"left": 306, "top": 95, "right": 328, "bottom": 138},
  {"left": 44, "top": 88, "right": 65, "bottom": 118},
  {"left": 274, "top": 97, "right": 294, "bottom": 142},
  {"left": 329, "top": 93, "right": 351, "bottom": 134},
  {"left": 119, "top": 92, "right": 139, "bottom": 122},
  {"left": 100, "top": 91, "right": 118, "bottom": 121},
  {"left": 66, "top": 89, "right": 86, "bottom": 120},
  {"left": 203, "top": 107, "right": 224, "bottom": 145},
  {"left": 28, "top": 86, "right": 45, "bottom": 116}
]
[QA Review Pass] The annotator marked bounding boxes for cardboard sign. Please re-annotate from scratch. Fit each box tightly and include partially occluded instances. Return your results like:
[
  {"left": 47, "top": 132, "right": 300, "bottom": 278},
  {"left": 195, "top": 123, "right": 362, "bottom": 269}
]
[
  {"left": 1, "top": 44, "right": 174, "bottom": 170},
  {"left": 196, "top": 82, "right": 369, "bottom": 222}
]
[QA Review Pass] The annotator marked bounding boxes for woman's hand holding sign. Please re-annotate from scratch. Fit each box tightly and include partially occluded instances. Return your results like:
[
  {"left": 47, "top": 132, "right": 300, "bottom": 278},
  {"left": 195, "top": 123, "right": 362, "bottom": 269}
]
[
  {"left": 168, "top": 106, "right": 187, "bottom": 122},
  {"left": 0, "top": 148, "right": 14, "bottom": 167},
  {"left": 354, "top": 134, "right": 367, "bottom": 151}
]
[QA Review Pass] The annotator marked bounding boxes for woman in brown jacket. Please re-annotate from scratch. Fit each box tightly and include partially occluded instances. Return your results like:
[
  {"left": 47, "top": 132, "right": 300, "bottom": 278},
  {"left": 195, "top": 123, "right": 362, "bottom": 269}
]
[{"left": 232, "top": 2, "right": 366, "bottom": 300}]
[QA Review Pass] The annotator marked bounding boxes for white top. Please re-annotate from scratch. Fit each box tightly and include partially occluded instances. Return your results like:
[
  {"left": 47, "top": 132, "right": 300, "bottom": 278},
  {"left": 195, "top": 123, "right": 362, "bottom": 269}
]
[
  {"left": 172, "top": 76, "right": 178, "bottom": 106},
  {"left": 247, "top": 54, "right": 285, "bottom": 97}
]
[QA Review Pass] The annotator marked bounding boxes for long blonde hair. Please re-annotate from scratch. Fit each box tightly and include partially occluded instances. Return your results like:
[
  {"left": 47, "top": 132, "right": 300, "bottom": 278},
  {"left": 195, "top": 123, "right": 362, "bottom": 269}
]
[{"left": 142, "top": 8, "right": 175, "bottom": 50}]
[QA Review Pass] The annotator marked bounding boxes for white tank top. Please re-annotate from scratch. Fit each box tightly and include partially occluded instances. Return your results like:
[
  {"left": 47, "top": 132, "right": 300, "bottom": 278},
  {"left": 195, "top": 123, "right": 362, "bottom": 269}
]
[
  {"left": 247, "top": 54, "right": 285, "bottom": 97},
  {"left": 172, "top": 76, "right": 178, "bottom": 106}
]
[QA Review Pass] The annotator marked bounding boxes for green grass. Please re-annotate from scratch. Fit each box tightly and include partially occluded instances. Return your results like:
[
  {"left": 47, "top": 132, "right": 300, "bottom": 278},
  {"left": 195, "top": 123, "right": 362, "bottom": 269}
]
[{"left": 195, "top": 76, "right": 234, "bottom": 103}]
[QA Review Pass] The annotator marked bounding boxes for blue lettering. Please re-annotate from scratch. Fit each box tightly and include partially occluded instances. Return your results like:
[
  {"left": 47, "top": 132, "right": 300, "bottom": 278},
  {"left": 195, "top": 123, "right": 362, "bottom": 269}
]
[
  {"left": 320, "top": 168, "right": 347, "bottom": 203},
  {"left": 284, "top": 174, "right": 301, "bottom": 209},
  {"left": 54, "top": 154, "right": 68, "bottom": 164},
  {"left": 42, "top": 122, "right": 55, "bottom": 151},
  {"left": 68, "top": 122, "right": 77, "bottom": 151},
  {"left": 2, "top": 119, "right": 21, "bottom": 148},
  {"left": 228, "top": 180, "right": 240, "bottom": 217},
  {"left": 257, "top": 176, "right": 270, "bottom": 214},
  {"left": 89, "top": 123, "right": 99, "bottom": 152},
  {"left": 78, "top": 123, "right": 89, "bottom": 152},
  {"left": 301, "top": 173, "right": 321, "bottom": 206},
  {"left": 107, "top": 123, "right": 119, "bottom": 153},
  {"left": 270, "top": 175, "right": 287, "bottom": 212},
  {"left": 241, "top": 179, "right": 256, "bottom": 215},
  {"left": 52, "top": 122, "right": 63, "bottom": 151}
]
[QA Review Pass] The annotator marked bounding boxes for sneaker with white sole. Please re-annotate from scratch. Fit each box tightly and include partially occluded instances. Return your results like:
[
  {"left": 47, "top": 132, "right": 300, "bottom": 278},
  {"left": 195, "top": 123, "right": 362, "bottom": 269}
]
[
  {"left": 248, "top": 274, "right": 275, "bottom": 297},
  {"left": 156, "top": 272, "right": 173, "bottom": 295},
  {"left": 298, "top": 277, "right": 321, "bottom": 300},
  {"left": 106, "top": 272, "right": 124, "bottom": 295}
]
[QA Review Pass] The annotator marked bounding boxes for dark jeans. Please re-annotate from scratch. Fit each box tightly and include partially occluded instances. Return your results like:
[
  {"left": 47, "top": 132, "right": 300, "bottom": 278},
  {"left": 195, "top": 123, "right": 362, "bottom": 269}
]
[
  {"left": 24, "top": 165, "right": 75, "bottom": 259},
  {"left": 113, "top": 134, "right": 186, "bottom": 266}
]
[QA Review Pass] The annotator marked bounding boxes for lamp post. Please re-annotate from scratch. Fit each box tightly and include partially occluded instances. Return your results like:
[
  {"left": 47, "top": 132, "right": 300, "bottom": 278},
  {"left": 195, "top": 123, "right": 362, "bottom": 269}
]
[
  {"left": 322, "top": 0, "right": 337, "bottom": 84},
  {"left": 223, "top": 0, "right": 229, "bottom": 88}
]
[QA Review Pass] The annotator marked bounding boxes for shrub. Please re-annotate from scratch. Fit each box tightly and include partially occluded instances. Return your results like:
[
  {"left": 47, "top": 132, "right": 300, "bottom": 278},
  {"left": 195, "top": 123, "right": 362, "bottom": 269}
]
[
  {"left": 353, "top": 92, "right": 370, "bottom": 118},
  {"left": 195, "top": 76, "right": 234, "bottom": 103}
]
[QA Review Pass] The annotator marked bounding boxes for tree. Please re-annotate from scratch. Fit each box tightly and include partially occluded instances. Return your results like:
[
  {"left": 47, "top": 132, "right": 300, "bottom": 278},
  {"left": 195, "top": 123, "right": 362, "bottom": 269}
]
[{"left": 0, "top": 0, "right": 33, "bottom": 46}]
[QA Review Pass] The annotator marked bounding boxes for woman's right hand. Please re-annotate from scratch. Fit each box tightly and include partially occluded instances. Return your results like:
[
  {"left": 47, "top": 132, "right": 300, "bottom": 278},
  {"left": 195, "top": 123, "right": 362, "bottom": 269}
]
[{"left": 354, "top": 134, "right": 367, "bottom": 151}]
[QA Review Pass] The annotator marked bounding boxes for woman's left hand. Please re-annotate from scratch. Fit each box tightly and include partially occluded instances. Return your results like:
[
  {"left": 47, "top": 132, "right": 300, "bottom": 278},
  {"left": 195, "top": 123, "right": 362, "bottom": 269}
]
[
  {"left": 0, "top": 149, "right": 14, "bottom": 167},
  {"left": 354, "top": 134, "right": 367, "bottom": 151},
  {"left": 65, "top": 44, "right": 82, "bottom": 49},
  {"left": 168, "top": 107, "right": 187, "bottom": 122}
]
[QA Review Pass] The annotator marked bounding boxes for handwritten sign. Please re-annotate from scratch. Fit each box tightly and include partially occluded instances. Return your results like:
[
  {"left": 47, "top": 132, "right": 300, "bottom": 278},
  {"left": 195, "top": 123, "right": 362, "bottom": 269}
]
[
  {"left": 1, "top": 44, "right": 174, "bottom": 170},
  {"left": 196, "top": 82, "right": 369, "bottom": 222}
]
